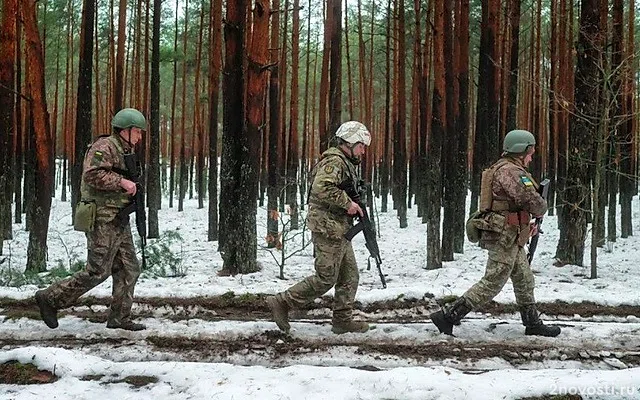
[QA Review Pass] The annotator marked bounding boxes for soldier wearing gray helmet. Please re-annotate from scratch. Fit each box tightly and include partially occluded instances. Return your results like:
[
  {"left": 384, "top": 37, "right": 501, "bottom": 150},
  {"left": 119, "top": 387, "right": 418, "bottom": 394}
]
[
  {"left": 430, "top": 129, "right": 561, "bottom": 337},
  {"left": 35, "top": 108, "right": 147, "bottom": 331},
  {"left": 267, "top": 121, "right": 372, "bottom": 335}
]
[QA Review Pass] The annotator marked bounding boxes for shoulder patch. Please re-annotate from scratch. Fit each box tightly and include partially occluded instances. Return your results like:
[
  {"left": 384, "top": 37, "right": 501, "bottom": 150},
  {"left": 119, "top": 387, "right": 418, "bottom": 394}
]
[
  {"left": 520, "top": 175, "right": 534, "bottom": 187},
  {"left": 90, "top": 150, "right": 105, "bottom": 167},
  {"left": 324, "top": 165, "right": 335, "bottom": 174}
]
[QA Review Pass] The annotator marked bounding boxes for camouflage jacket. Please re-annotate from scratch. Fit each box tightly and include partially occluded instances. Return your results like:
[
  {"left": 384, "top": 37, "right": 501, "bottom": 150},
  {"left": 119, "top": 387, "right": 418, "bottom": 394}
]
[
  {"left": 306, "top": 147, "right": 359, "bottom": 239},
  {"left": 480, "top": 156, "right": 547, "bottom": 248},
  {"left": 491, "top": 157, "right": 547, "bottom": 216},
  {"left": 80, "top": 133, "right": 134, "bottom": 223}
]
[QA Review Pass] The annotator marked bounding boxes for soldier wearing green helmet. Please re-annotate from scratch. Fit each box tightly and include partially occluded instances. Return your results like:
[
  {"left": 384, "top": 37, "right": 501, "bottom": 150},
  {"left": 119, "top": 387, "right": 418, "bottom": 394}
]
[
  {"left": 34, "top": 107, "right": 147, "bottom": 332},
  {"left": 430, "top": 129, "right": 561, "bottom": 338}
]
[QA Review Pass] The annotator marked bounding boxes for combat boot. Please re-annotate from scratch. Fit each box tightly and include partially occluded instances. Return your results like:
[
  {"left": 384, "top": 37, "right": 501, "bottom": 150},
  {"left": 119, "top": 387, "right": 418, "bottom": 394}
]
[
  {"left": 331, "top": 320, "right": 369, "bottom": 334},
  {"left": 520, "top": 304, "right": 561, "bottom": 337},
  {"left": 106, "top": 319, "right": 146, "bottom": 331},
  {"left": 266, "top": 295, "right": 290, "bottom": 333},
  {"left": 430, "top": 296, "right": 473, "bottom": 336},
  {"left": 34, "top": 290, "right": 59, "bottom": 329}
]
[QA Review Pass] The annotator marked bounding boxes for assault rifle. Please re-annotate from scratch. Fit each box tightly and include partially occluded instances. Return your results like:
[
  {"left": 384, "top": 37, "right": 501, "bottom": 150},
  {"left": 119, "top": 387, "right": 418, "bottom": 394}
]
[
  {"left": 527, "top": 178, "right": 550, "bottom": 264},
  {"left": 115, "top": 152, "right": 147, "bottom": 269},
  {"left": 338, "top": 179, "right": 386, "bottom": 289}
]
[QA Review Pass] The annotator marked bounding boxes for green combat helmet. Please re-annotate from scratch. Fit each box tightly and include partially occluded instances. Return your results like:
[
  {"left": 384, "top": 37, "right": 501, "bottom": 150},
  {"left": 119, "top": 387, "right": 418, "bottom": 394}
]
[
  {"left": 503, "top": 129, "right": 535, "bottom": 154},
  {"left": 111, "top": 108, "right": 147, "bottom": 131}
]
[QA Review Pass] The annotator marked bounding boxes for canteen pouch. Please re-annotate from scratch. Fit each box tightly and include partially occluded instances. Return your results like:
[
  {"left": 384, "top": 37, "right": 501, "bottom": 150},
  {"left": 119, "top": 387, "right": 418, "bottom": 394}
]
[{"left": 74, "top": 200, "right": 96, "bottom": 232}]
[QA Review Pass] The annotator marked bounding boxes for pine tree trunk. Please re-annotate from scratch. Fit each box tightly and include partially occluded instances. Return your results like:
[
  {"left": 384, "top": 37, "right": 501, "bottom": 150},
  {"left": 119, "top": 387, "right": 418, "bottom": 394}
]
[
  {"left": 327, "top": 0, "right": 342, "bottom": 140},
  {"left": 318, "top": 1, "right": 330, "bottom": 151},
  {"left": 219, "top": 0, "right": 259, "bottom": 274},
  {"left": 426, "top": 0, "right": 445, "bottom": 270},
  {"left": 178, "top": 0, "right": 189, "bottom": 212},
  {"left": 22, "top": 0, "right": 54, "bottom": 273},
  {"left": 380, "top": 0, "right": 392, "bottom": 213},
  {"left": 470, "top": 0, "right": 500, "bottom": 213},
  {"left": 393, "top": 0, "right": 407, "bottom": 228},
  {"left": 286, "top": 0, "right": 300, "bottom": 230},
  {"left": 556, "top": 0, "right": 602, "bottom": 267},
  {"left": 73, "top": 0, "right": 95, "bottom": 222},
  {"left": 14, "top": 19, "right": 23, "bottom": 224},
  {"left": 0, "top": 0, "right": 17, "bottom": 247},
  {"left": 266, "top": 0, "right": 281, "bottom": 248},
  {"left": 148, "top": 0, "right": 162, "bottom": 239},
  {"left": 194, "top": 6, "right": 205, "bottom": 209},
  {"left": 441, "top": 0, "right": 456, "bottom": 260},
  {"left": 452, "top": 0, "right": 470, "bottom": 253},
  {"left": 169, "top": 0, "right": 179, "bottom": 208},
  {"left": 207, "top": 0, "right": 222, "bottom": 242},
  {"left": 113, "top": 0, "right": 127, "bottom": 111}
]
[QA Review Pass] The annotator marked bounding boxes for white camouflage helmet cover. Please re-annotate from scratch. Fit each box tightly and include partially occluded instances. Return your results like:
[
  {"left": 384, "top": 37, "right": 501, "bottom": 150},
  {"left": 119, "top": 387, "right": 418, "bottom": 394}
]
[{"left": 335, "top": 121, "right": 371, "bottom": 146}]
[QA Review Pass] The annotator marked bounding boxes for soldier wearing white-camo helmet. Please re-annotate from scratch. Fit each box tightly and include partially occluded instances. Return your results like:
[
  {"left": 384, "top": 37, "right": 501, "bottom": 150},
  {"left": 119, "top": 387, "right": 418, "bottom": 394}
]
[{"left": 266, "top": 121, "right": 372, "bottom": 335}]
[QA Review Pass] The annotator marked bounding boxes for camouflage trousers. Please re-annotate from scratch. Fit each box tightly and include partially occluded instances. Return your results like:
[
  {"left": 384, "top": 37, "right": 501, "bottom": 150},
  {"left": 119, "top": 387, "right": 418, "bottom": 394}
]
[
  {"left": 463, "top": 243, "right": 535, "bottom": 308},
  {"left": 41, "top": 219, "right": 140, "bottom": 325},
  {"left": 280, "top": 232, "right": 359, "bottom": 322}
]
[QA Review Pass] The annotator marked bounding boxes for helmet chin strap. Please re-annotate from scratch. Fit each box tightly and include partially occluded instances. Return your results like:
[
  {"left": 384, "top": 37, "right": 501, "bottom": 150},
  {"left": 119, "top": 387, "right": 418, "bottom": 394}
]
[{"left": 120, "top": 128, "right": 135, "bottom": 149}]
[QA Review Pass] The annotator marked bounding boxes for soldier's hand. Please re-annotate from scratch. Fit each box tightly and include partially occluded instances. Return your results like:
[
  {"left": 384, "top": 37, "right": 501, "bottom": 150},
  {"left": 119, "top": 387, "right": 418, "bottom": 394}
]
[
  {"left": 120, "top": 178, "right": 137, "bottom": 196},
  {"left": 347, "top": 201, "right": 364, "bottom": 217},
  {"left": 529, "top": 222, "right": 539, "bottom": 237}
]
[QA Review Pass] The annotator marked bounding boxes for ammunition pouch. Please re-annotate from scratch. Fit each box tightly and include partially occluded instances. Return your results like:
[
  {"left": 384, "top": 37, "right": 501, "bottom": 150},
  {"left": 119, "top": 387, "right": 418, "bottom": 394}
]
[{"left": 73, "top": 200, "right": 96, "bottom": 233}]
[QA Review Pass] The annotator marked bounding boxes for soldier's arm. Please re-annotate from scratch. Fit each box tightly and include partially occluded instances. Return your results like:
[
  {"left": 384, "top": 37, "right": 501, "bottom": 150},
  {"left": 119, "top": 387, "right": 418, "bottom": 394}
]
[
  {"left": 311, "top": 159, "right": 352, "bottom": 210},
  {"left": 497, "top": 167, "right": 548, "bottom": 216},
  {"left": 83, "top": 140, "right": 124, "bottom": 191}
]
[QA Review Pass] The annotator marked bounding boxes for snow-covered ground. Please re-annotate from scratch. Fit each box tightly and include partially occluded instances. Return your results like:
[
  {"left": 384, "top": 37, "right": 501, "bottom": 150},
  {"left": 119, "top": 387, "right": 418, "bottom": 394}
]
[{"left": 2, "top": 190, "right": 640, "bottom": 399}]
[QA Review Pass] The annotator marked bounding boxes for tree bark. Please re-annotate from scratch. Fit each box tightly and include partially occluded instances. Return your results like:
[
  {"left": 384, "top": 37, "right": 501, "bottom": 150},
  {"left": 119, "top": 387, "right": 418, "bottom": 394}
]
[
  {"left": 555, "top": 0, "right": 602, "bottom": 267},
  {"left": 72, "top": 0, "right": 95, "bottom": 224},
  {"left": 207, "top": 0, "right": 222, "bottom": 243},
  {"left": 470, "top": 0, "right": 500, "bottom": 213},
  {"left": 266, "top": 0, "right": 281, "bottom": 248},
  {"left": 426, "top": 0, "right": 445, "bottom": 270},
  {"left": 0, "top": 0, "right": 17, "bottom": 248},
  {"left": 219, "top": 0, "right": 260, "bottom": 274},
  {"left": 113, "top": 0, "right": 127, "bottom": 112},
  {"left": 22, "top": 0, "right": 54, "bottom": 272},
  {"left": 286, "top": 0, "right": 300, "bottom": 230},
  {"left": 327, "top": 0, "right": 342, "bottom": 140},
  {"left": 393, "top": 0, "right": 408, "bottom": 228},
  {"left": 148, "top": 0, "right": 162, "bottom": 238}
]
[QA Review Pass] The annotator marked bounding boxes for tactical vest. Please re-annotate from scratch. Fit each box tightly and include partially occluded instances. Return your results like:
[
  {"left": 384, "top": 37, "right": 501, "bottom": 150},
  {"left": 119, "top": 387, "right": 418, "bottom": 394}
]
[
  {"left": 479, "top": 158, "right": 537, "bottom": 247},
  {"left": 480, "top": 158, "right": 539, "bottom": 212},
  {"left": 80, "top": 134, "right": 132, "bottom": 210},
  {"left": 479, "top": 159, "right": 512, "bottom": 212}
]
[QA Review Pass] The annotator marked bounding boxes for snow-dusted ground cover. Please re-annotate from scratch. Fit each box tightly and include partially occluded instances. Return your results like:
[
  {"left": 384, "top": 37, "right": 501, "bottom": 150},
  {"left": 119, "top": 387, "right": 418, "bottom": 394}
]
[{"left": 2, "top": 191, "right": 640, "bottom": 399}]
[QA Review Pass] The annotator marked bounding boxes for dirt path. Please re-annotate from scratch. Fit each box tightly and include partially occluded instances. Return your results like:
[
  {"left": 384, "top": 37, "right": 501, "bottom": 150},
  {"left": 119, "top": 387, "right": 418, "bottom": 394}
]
[{"left": 2, "top": 293, "right": 639, "bottom": 372}]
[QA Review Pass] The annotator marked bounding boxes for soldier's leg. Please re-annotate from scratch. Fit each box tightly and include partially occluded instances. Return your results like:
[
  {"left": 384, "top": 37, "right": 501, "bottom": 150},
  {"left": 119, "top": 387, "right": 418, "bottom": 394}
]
[
  {"left": 511, "top": 248, "right": 561, "bottom": 337},
  {"left": 281, "top": 232, "right": 346, "bottom": 309},
  {"left": 40, "top": 221, "right": 122, "bottom": 309},
  {"left": 331, "top": 242, "right": 368, "bottom": 334},
  {"left": 463, "top": 244, "right": 519, "bottom": 308},
  {"left": 108, "top": 226, "right": 141, "bottom": 326},
  {"left": 510, "top": 247, "right": 536, "bottom": 307},
  {"left": 431, "top": 245, "right": 518, "bottom": 335},
  {"left": 332, "top": 241, "right": 359, "bottom": 322}
]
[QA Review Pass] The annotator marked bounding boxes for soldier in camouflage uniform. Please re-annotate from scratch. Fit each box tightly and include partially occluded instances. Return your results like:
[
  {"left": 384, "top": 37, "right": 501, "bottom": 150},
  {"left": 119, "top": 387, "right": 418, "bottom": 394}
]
[
  {"left": 266, "top": 121, "right": 372, "bottom": 335},
  {"left": 34, "top": 108, "right": 147, "bottom": 331},
  {"left": 430, "top": 130, "right": 561, "bottom": 337}
]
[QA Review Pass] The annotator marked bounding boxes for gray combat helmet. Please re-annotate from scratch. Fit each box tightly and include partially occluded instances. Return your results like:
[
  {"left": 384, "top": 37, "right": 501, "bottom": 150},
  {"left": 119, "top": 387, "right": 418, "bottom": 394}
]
[
  {"left": 111, "top": 108, "right": 147, "bottom": 131},
  {"left": 503, "top": 129, "right": 535, "bottom": 154}
]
